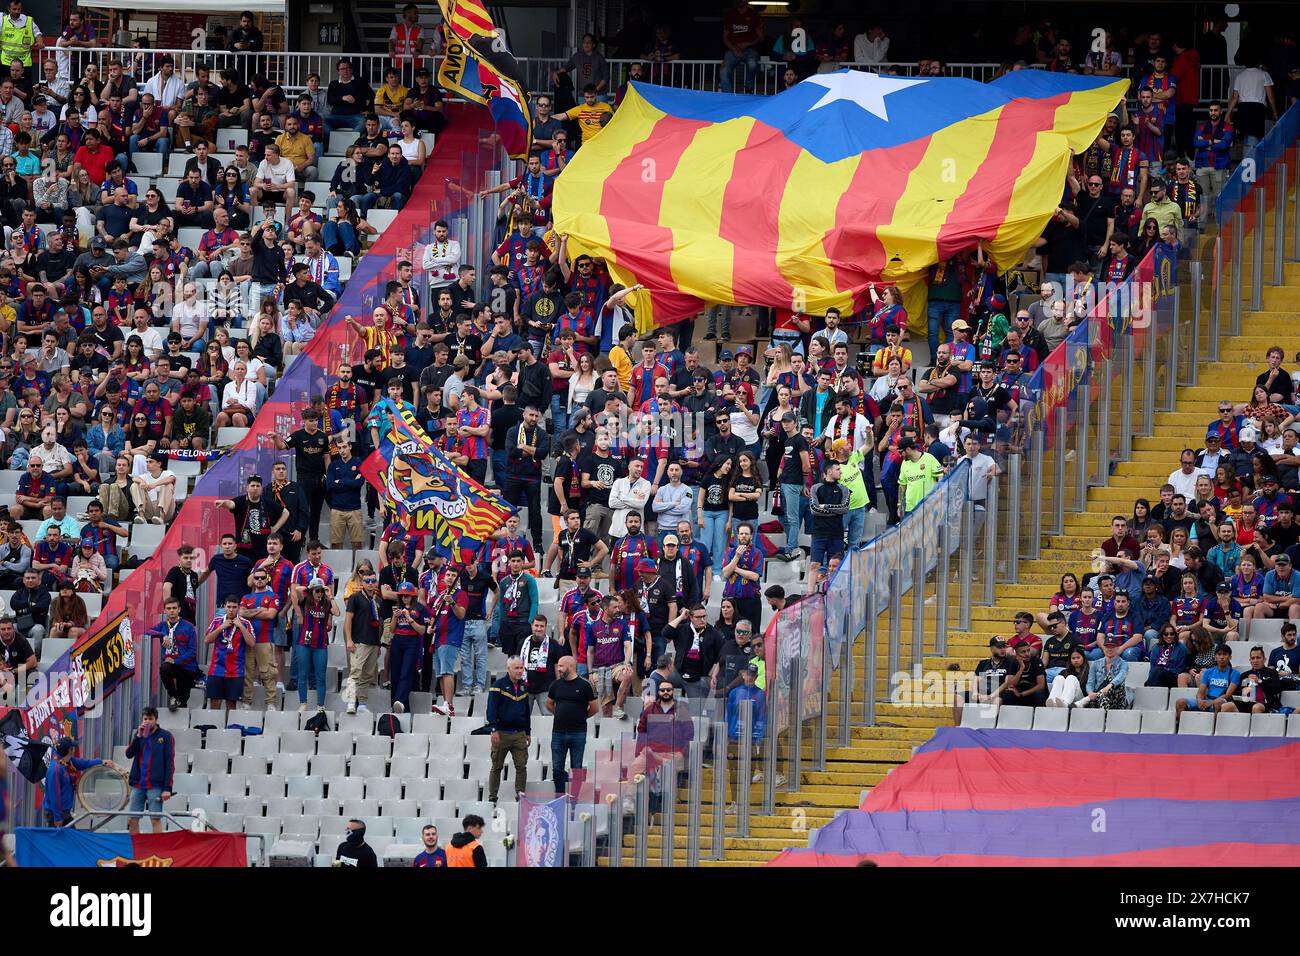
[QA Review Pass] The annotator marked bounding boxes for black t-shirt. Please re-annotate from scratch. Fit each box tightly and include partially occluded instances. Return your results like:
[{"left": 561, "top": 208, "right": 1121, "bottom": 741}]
[
  {"left": 447, "top": 333, "right": 482, "bottom": 368},
  {"left": 548, "top": 675, "right": 596, "bottom": 732},
  {"left": 778, "top": 433, "right": 809, "bottom": 486},
  {"left": 218, "top": 83, "right": 253, "bottom": 111},
  {"left": 73, "top": 350, "right": 109, "bottom": 382},
  {"left": 554, "top": 527, "right": 597, "bottom": 577},
  {"left": 163, "top": 351, "right": 193, "bottom": 374},
  {"left": 1256, "top": 369, "right": 1295, "bottom": 403},
  {"left": 1074, "top": 193, "right": 1115, "bottom": 248},
  {"left": 730, "top": 476, "right": 759, "bottom": 521},
  {"left": 489, "top": 404, "right": 522, "bottom": 452},
  {"left": 287, "top": 427, "right": 330, "bottom": 478},
  {"left": 164, "top": 565, "right": 200, "bottom": 623},
  {"left": 1010, "top": 655, "right": 1046, "bottom": 693},
  {"left": 419, "top": 363, "right": 455, "bottom": 395},
  {"left": 1041, "top": 633, "right": 1082, "bottom": 669},
  {"left": 37, "top": 248, "right": 77, "bottom": 281},
  {"left": 0, "top": 634, "right": 35, "bottom": 668},
  {"left": 700, "top": 472, "right": 729, "bottom": 513},
  {"left": 89, "top": 324, "right": 124, "bottom": 355},
  {"left": 377, "top": 563, "right": 419, "bottom": 619},
  {"left": 1266, "top": 519, "right": 1300, "bottom": 553},
  {"left": 716, "top": 639, "right": 754, "bottom": 691},
  {"left": 522, "top": 290, "right": 564, "bottom": 340},
  {"left": 350, "top": 364, "right": 384, "bottom": 410},
  {"left": 346, "top": 590, "right": 383, "bottom": 645},
  {"left": 549, "top": 453, "right": 582, "bottom": 514},
  {"left": 1043, "top": 216, "right": 1087, "bottom": 272},
  {"left": 378, "top": 364, "right": 418, "bottom": 406},
  {"left": 334, "top": 838, "right": 378, "bottom": 868},
  {"left": 973, "top": 655, "right": 1013, "bottom": 696},
  {"left": 579, "top": 451, "right": 623, "bottom": 508},
  {"left": 230, "top": 495, "right": 271, "bottom": 554},
  {"left": 457, "top": 568, "right": 496, "bottom": 620}
]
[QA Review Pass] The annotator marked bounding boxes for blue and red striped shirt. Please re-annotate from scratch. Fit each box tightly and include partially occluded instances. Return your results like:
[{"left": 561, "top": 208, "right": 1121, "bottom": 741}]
[
  {"left": 429, "top": 589, "right": 469, "bottom": 649},
  {"left": 206, "top": 614, "right": 249, "bottom": 678},
  {"left": 298, "top": 600, "right": 333, "bottom": 649},
  {"left": 722, "top": 543, "right": 764, "bottom": 599},
  {"left": 240, "top": 590, "right": 282, "bottom": 644}
]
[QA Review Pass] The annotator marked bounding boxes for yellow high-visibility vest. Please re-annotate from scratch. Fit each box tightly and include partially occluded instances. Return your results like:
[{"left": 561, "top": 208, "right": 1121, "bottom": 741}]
[{"left": 0, "top": 16, "right": 35, "bottom": 67}]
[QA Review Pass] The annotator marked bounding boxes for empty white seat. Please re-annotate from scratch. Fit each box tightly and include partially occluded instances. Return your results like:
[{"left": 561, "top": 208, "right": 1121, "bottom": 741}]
[
  {"left": 232, "top": 755, "right": 269, "bottom": 776},
  {"left": 1125, "top": 662, "right": 1150, "bottom": 686},
  {"left": 381, "top": 798, "right": 418, "bottom": 817},
  {"left": 393, "top": 733, "right": 430, "bottom": 758},
  {"left": 1168, "top": 688, "right": 1197, "bottom": 708},
  {"left": 191, "top": 750, "right": 230, "bottom": 774},
  {"left": 417, "top": 799, "right": 457, "bottom": 819},
  {"left": 1225, "top": 641, "right": 1255, "bottom": 670},
  {"left": 208, "top": 812, "right": 243, "bottom": 832},
  {"left": 1065, "top": 708, "right": 1104, "bottom": 732},
  {"left": 959, "top": 704, "right": 998, "bottom": 729},
  {"left": 248, "top": 774, "right": 287, "bottom": 799},
  {"left": 316, "top": 731, "right": 354, "bottom": 755},
  {"left": 271, "top": 753, "right": 310, "bottom": 777},
  {"left": 280, "top": 816, "right": 319, "bottom": 839},
  {"left": 174, "top": 772, "right": 210, "bottom": 795},
  {"left": 216, "top": 426, "right": 249, "bottom": 446},
  {"left": 1213, "top": 712, "right": 1251, "bottom": 736},
  {"left": 389, "top": 755, "right": 427, "bottom": 780},
  {"left": 464, "top": 736, "right": 491, "bottom": 760},
  {"left": 1140, "top": 710, "right": 1176, "bottom": 734},
  {"left": 429, "top": 734, "right": 465, "bottom": 760},
  {"left": 265, "top": 796, "right": 304, "bottom": 819},
  {"left": 328, "top": 131, "right": 357, "bottom": 155},
  {"left": 1030, "top": 707, "right": 1067, "bottom": 732},
  {"left": 310, "top": 754, "right": 348, "bottom": 779},
  {"left": 348, "top": 754, "right": 386, "bottom": 778},
  {"left": 329, "top": 777, "right": 365, "bottom": 800},
  {"left": 994, "top": 706, "right": 1033, "bottom": 730},
  {"left": 338, "top": 713, "right": 374, "bottom": 735},
  {"left": 394, "top": 817, "right": 426, "bottom": 842},
  {"left": 405, "top": 780, "right": 444, "bottom": 802},
  {"left": 264, "top": 710, "right": 302, "bottom": 734},
  {"left": 354, "top": 734, "right": 393, "bottom": 757},
  {"left": 224, "top": 795, "right": 263, "bottom": 817},
  {"left": 287, "top": 780, "right": 325, "bottom": 801},
  {"left": 188, "top": 793, "right": 225, "bottom": 818},
  {"left": 1177, "top": 711, "right": 1215, "bottom": 735},
  {"left": 131, "top": 152, "right": 163, "bottom": 176},
  {"left": 303, "top": 798, "right": 340, "bottom": 817},
  {"left": 367, "top": 209, "right": 399, "bottom": 234},
  {"left": 341, "top": 798, "right": 381, "bottom": 818},
  {"left": 242, "top": 735, "right": 280, "bottom": 759},
  {"left": 365, "top": 777, "right": 402, "bottom": 802},
  {"left": 245, "top": 817, "right": 282, "bottom": 842},
  {"left": 1132, "top": 687, "right": 1169, "bottom": 710},
  {"left": 1102, "top": 710, "right": 1141, "bottom": 733},
  {"left": 441, "top": 778, "right": 481, "bottom": 803},
  {"left": 204, "top": 728, "right": 241, "bottom": 752},
  {"left": 1250, "top": 713, "right": 1287, "bottom": 737}
]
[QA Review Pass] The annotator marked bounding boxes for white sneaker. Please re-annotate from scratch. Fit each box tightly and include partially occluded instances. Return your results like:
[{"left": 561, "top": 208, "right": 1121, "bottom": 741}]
[
  {"left": 346, "top": 702, "right": 357, "bottom": 715},
  {"left": 392, "top": 701, "right": 405, "bottom": 714},
  {"left": 150, "top": 516, "right": 164, "bottom": 525},
  {"left": 276, "top": 681, "right": 285, "bottom": 692},
  {"left": 613, "top": 707, "right": 627, "bottom": 720},
  {"left": 752, "top": 770, "right": 763, "bottom": 784},
  {"left": 357, "top": 703, "right": 370, "bottom": 714},
  {"left": 132, "top": 516, "right": 145, "bottom": 524},
  {"left": 298, "top": 703, "right": 309, "bottom": 713},
  {"left": 725, "top": 802, "right": 738, "bottom": 815},
  {"left": 774, "top": 773, "right": 787, "bottom": 787}
]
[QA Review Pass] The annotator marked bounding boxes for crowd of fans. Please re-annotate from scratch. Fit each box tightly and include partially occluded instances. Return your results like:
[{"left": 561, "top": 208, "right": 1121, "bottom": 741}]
[{"left": 4, "top": 6, "right": 1299, "bottom": 859}]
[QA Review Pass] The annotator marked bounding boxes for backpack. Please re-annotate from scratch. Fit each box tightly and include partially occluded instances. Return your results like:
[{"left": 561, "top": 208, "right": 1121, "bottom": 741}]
[
  {"left": 376, "top": 713, "right": 401, "bottom": 737},
  {"left": 304, "top": 710, "right": 330, "bottom": 734}
]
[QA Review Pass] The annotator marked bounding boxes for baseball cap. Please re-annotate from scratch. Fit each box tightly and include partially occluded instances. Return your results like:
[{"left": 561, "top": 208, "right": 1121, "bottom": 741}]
[
  {"left": 736, "top": 345, "right": 753, "bottom": 356},
  {"left": 1204, "top": 431, "right": 1221, "bottom": 442},
  {"left": 988, "top": 637, "right": 1006, "bottom": 648},
  {"left": 1103, "top": 635, "right": 1123, "bottom": 646},
  {"left": 951, "top": 319, "right": 971, "bottom": 332},
  {"left": 635, "top": 557, "right": 657, "bottom": 575},
  {"left": 308, "top": 576, "right": 327, "bottom": 589},
  {"left": 662, "top": 533, "right": 679, "bottom": 546},
  {"left": 397, "top": 582, "right": 416, "bottom": 594},
  {"left": 1276, "top": 553, "right": 1292, "bottom": 565},
  {"left": 746, "top": 663, "right": 760, "bottom": 674},
  {"left": 1263, "top": 474, "right": 1279, "bottom": 484},
  {"left": 1240, "top": 426, "right": 1258, "bottom": 442},
  {"left": 1215, "top": 582, "right": 1232, "bottom": 593},
  {"left": 718, "top": 349, "right": 735, "bottom": 361},
  {"left": 91, "top": 237, "right": 107, "bottom": 250},
  {"left": 575, "top": 566, "right": 592, "bottom": 578}
]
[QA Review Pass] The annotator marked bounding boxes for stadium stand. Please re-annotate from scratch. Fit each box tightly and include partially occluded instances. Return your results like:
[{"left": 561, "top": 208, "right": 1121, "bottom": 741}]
[{"left": 3, "top": 7, "right": 1300, "bottom": 870}]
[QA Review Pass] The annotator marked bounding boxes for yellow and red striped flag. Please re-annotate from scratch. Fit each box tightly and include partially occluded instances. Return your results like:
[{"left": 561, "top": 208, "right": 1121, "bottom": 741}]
[
  {"left": 437, "top": 0, "right": 497, "bottom": 42},
  {"left": 553, "top": 70, "right": 1126, "bottom": 331}
]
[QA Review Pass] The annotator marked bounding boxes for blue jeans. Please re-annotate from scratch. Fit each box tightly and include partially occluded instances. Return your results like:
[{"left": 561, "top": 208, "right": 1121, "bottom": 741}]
[
  {"left": 780, "top": 483, "right": 806, "bottom": 552},
  {"left": 460, "top": 618, "right": 488, "bottom": 691},
  {"left": 489, "top": 449, "right": 508, "bottom": 489},
  {"left": 702, "top": 510, "right": 729, "bottom": 577},
  {"left": 389, "top": 635, "right": 422, "bottom": 711},
  {"left": 322, "top": 219, "right": 359, "bottom": 256},
  {"left": 844, "top": 505, "right": 866, "bottom": 549},
  {"left": 293, "top": 644, "right": 328, "bottom": 706},
  {"left": 1121, "top": 645, "right": 1146, "bottom": 662},
  {"left": 324, "top": 114, "right": 365, "bottom": 133},
  {"left": 550, "top": 394, "right": 569, "bottom": 435},
  {"left": 357, "top": 191, "right": 405, "bottom": 214},
  {"left": 1084, "top": 647, "right": 1104, "bottom": 661},
  {"left": 128, "top": 133, "right": 170, "bottom": 158},
  {"left": 551, "top": 730, "right": 587, "bottom": 794},
  {"left": 722, "top": 47, "right": 760, "bottom": 93},
  {"left": 926, "top": 299, "right": 960, "bottom": 357}
]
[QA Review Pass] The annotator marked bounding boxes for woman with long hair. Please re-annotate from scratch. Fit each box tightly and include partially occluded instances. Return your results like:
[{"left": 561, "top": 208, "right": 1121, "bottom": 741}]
[
  {"left": 122, "top": 334, "right": 150, "bottom": 382},
  {"left": 123, "top": 415, "right": 157, "bottom": 475},
  {"left": 1037, "top": 572, "right": 1081, "bottom": 628},
  {"left": 699, "top": 454, "right": 734, "bottom": 578},
  {"left": 86, "top": 404, "right": 125, "bottom": 477},
  {"left": 232, "top": 337, "right": 269, "bottom": 389},
  {"left": 716, "top": 597, "right": 739, "bottom": 643},
  {"left": 1045, "top": 647, "right": 1092, "bottom": 707},
  {"left": 1178, "top": 628, "right": 1217, "bottom": 688},
  {"left": 248, "top": 311, "right": 283, "bottom": 383},
  {"left": 1168, "top": 525, "right": 1190, "bottom": 569},
  {"left": 727, "top": 451, "right": 762, "bottom": 538},
  {"left": 321, "top": 197, "right": 373, "bottom": 257},
  {"left": 293, "top": 579, "right": 337, "bottom": 711},
  {"left": 396, "top": 118, "right": 427, "bottom": 171},
  {"left": 762, "top": 384, "right": 795, "bottom": 486},
  {"left": 214, "top": 167, "right": 252, "bottom": 229},
  {"left": 62, "top": 84, "right": 97, "bottom": 123},
  {"left": 566, "top": 349, "right": 598, "bottom": 420},
  {"left": 51, "top": 405, "right": 82, "bottom": 452},
  {"left": 1129, "top": 498, "right": 1153, "bottom": 539},
  {"left": 48, "top": 581, "right": 89, "bottom": 642},
  {"left": 1134, "top": 216, "right": 1161, "bottom": 260}
]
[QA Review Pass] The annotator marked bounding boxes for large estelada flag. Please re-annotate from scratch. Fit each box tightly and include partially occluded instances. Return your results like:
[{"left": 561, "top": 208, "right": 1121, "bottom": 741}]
[
  {"left": 553, "top": 70, "right": 1126, "bottom": 330},
  {"left": 360, "top": 398, "right": 513, "bottom": 563},
  {"left": 436, "top": 0, "right": 532, "bottom": 159}
]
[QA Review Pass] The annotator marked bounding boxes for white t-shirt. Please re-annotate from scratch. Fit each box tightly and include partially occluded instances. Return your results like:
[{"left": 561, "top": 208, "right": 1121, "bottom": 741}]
[
  {"left": 1232, "top": 67, "right": 1272, "bottom": 105},
  {"left": 1166, "top": 467, "right": 1204, "bottom": 500},
  {"left": 964, "top": 452, "right": 998, "bottom": 503},
  {"left": 730, "top": 404, "right": 759, "bottom": 445},
  {"left": 222, "top": 378, "right": 260, "bottom": 412},
  {"left": 257, "top": 157, "right": 296, "bottom": 186},
  {"left": 171, "top": 300, "right": 209, "bottom": 339}
]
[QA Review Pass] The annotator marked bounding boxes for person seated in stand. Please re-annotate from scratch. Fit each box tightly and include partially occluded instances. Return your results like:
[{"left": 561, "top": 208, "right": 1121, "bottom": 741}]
[
  {"left": 1174, "top": 643, "right": 1239, "bottom": 723},
  {"left": 1075, "top": 635, "right": 1131, "bottom": 709},
  {"left": 1194, "top": 582, "right": 1242, "bottom": 645},
  {"left": 995, "top": 636, "right": 1046, "bottom": 707},
  {"left": 1045, "top": 647, "right": 1092, "bottom": 708},
  {"left": 1222, "top": 645, "right": 1284, "bottom": 714},
  {"left": 1144, "top": 624, "right": 1189, "bottom": 687}
]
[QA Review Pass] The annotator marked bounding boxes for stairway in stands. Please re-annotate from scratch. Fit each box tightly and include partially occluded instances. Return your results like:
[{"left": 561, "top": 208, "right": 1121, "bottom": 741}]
[{"left": 614, "top": 225, "right": 1300, "bottom": 866}]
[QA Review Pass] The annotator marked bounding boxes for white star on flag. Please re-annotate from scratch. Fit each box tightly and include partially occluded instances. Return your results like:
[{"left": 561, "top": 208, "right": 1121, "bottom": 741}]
[{"left": 802, "top": 71, "right": 928, "bottom": 122}]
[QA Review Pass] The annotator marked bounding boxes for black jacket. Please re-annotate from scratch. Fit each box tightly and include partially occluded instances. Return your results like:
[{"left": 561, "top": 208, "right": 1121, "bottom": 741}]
[
  {"left": 485, "top": 674, "right": 531, "bottom": 733},
  {"left": 798, "top": 388, "right": 839, "bottom": 436},
  {"left": 267, "top": 480, "right": 310, "bottom": 538},
  {"left": 504, "top": 422, "right": 552, "bottom": 482},
  {"left": 809, "top": 480, "right": 851, "bottom": 538},
  {"left": 664, "top": 621, "right": 722, "bottom": 683}
]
